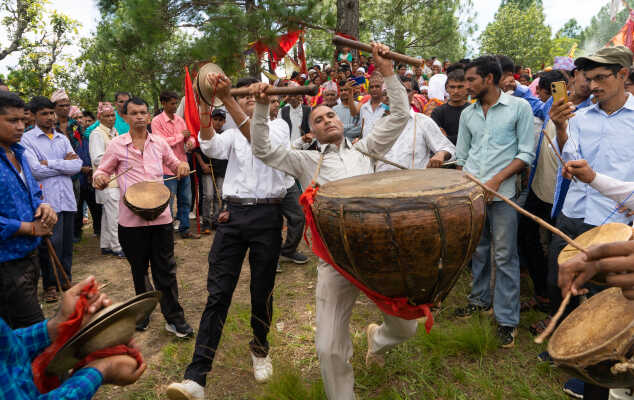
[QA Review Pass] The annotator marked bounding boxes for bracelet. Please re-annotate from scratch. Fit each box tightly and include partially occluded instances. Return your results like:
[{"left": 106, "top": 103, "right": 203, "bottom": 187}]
[{"left": 237, "top": 116, "right": 250, "bottom": 129}]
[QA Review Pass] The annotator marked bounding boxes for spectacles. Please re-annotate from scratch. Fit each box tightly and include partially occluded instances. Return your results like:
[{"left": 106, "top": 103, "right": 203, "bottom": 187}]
[{"left": 585, "top": 73, "right": 615, "bottom": 83}]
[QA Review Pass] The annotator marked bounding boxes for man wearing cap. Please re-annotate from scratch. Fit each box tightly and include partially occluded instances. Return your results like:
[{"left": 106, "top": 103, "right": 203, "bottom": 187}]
[
  {"left": 431, "top": 59, "right": 443, "bottom": 76},
  {"left": 360, "top": 73, "right": 386, "bottom": 137},
  {"left": 548, "top": 45, "right": 634, "bottom": 399},
  {"left": 193, "top": 108, "right": 227, "bottom": 233}
]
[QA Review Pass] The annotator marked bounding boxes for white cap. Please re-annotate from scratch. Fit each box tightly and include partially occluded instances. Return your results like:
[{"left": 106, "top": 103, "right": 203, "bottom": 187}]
[
  {"left": 356, "top": 67, "right": 366, "bottom": 73},
  {"left": 432, "top": 59, "right": 442, "bottom": 67}
]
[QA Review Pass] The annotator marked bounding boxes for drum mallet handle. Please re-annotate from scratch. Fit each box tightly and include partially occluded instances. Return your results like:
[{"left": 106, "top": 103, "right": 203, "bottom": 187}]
[
  {"left": 107, "top": 166, "right": 133, "bottom": 184},
  {"left": 332, "top": 35, "right": 423, "bottom": 67},
  {"left": 355, "top": 148, "right": 409, "bottom": 170},
  {"left": 163, "top": 170, "right": 197, "bottom": 182},
  {"left": 534, "top": 292, "right": 571, "bottom": 344},
  {"left": 230, "top": 84, "right": 319, "bottom": 97}
]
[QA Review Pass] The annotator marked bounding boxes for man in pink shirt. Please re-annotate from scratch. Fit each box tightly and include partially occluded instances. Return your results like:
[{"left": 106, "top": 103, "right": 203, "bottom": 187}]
[
  {"left": 151, "top": 91, "right": 199, "bottom": 239},
  {"left": 93, "top": 97, "right": 194, "bottom": 338}
]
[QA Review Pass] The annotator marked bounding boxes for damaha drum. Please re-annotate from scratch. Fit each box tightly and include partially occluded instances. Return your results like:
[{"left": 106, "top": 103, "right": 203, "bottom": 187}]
[
  {"left": 548, "top": 287, "right": 634, "bottom": 388},
  {"left": 123, "top": 181, "right": 171, "bottom": 221},
  {"left": 311, "top": 169, "right": 486, "bottom": 306}
]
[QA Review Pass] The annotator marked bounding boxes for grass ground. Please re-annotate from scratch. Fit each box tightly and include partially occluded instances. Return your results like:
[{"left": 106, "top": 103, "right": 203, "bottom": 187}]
[{"left": 41, "top": 229, "right": 569, "bottom": 400}]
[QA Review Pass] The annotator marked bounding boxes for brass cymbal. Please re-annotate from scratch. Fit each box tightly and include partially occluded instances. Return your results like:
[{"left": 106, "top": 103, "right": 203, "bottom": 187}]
[
  {"left": 195, "top": 62, "right": 225, "bottom": 107},
  {"left": 46, "top": 291, "right": 160, "bottom": 377}
]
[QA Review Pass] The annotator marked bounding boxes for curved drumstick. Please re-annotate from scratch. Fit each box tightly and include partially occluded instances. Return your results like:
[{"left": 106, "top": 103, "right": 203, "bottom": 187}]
[
  {"left": 332, "top": 35, "right": 423, "bottom": 67},
  {"left": 534, "top": 292, "right": 571, "bottom": 344}
]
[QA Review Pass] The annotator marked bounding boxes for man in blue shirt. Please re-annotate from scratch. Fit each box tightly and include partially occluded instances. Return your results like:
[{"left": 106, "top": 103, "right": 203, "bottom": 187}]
[
  {"left": 0, "top": 275, "right": 146, "bottom": 399},
  {"left": 454, "top": 56, "right": 535, "bottom": 348},
  {"left": 0, "top": 91, "right": 57, "bottom": 329},
  {"left": 550, "top": 45, "right": 634, "bottom": 400}
]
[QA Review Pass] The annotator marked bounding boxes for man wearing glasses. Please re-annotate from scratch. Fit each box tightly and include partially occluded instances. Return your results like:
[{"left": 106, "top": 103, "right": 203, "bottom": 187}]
[{"left": 549, "top": 45, "right": 634, "bottom": 400}]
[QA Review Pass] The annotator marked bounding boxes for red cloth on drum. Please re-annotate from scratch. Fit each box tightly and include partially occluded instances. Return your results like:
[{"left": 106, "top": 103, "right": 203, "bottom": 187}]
[
  {"left": 31, "top": 281, "right": 143, "bottom": 393},
  {"left": 299, "top": 185, "right": 434, "bottom": 333}
]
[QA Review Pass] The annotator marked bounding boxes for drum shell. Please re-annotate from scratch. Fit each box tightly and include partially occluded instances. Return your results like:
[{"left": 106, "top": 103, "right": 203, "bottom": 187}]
[
  {"left": 548, "top": 288, "right": 634, "bottom": 388},
  {"left": 123, "top": 182, "right": 171, "bottom": 221},
  {"left": 312, "top": 173, "right": 486, "bottom": 305}
]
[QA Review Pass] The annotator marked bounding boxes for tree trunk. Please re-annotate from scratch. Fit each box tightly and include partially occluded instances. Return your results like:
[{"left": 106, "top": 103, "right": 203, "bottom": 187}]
[{"left": 336, "top": 0, "right": 360, "bottom": 59}]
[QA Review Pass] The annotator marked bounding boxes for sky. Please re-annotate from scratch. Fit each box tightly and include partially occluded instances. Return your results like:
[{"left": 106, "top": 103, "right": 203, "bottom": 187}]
[{"left": 0, "top": 0, "right": 612, "bottom": 74}]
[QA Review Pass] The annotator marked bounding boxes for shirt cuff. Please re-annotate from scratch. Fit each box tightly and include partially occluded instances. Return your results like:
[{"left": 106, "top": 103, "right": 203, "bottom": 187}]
[
  {"left": 47, "top": 159, "right": 60, "bottom": 169},
  {"left": 513, "top": 84, "right": 528, "bottom": 97},
  {"left": 589, "top": 172, "right": 610, "bottom": 192},
  {"left": 66, "top": 367, "right": 104, "bottom": 395},
  {"left": 514, "top": 153, "right": 533, "bottom": 166},
  {"left": 4, "top": 218, "right": 23, "bottom": 238}
]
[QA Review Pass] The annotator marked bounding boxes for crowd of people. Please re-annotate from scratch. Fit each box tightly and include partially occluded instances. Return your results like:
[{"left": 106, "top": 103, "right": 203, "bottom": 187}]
[{"left": 2, "top": 40, "right": 634, "bottom": 399}]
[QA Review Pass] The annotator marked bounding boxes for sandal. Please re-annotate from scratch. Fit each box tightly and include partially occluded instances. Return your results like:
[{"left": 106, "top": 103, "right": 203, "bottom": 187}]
[
  {"left": 521, "top": 298, "right": 539, "bottom": 312},
  {"left": 529, "top": 316, "right": 552, "bottom": 336},
  {"left": 44, "top": 287, "right": 58, "bottom": 303}
]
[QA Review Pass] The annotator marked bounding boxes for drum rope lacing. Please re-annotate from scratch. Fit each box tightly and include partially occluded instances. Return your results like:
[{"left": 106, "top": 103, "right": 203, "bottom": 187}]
[{"left": 299, "top": 152, "right": 435, "bottom": 331}]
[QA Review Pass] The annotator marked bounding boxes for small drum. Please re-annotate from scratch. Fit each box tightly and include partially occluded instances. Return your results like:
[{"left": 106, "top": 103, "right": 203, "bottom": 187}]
[
  {"left": 123, "top": 181, "right": 171, "bottom": 221},
  {"left": 548, "top": 287, "right": 634, "bottom": 388},
  {"left": 558, "top": 223, "right": 634, "bottom": 266},
  {"left": 312, "top": 169, "right": 486, "bottom": 305}
]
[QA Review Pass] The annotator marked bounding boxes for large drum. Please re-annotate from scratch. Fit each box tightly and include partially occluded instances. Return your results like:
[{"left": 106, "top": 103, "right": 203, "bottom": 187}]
[
  {"left": 123, "top": 181, "right": 171, "bottom": 221},
  {"left": 548, "top": 287, "right": 634, "bottom": 388},
  {"left": 312, "top": 169, "right": 486, "bottom": 305}
]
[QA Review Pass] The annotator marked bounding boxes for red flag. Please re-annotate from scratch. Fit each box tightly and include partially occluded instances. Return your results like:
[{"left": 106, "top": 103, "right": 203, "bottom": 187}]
[
  {"left": 298, "top": 31, "right": 307, "bottom": 74},
  {"left": 184, "top": 66, "right": 200, "bottom": 147},
  {"left": 249, "top": 30, "right": 302, "bottom": 67},
  {"left": 608, "top": 10, "right": 634, "bottom": 53}
]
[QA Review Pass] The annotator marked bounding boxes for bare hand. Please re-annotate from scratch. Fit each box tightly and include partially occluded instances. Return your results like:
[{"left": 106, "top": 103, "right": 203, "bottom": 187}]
[
  {"left": 87, "top": 351, "right": 146, "bottom": 386},
  {"left": 200, "top": 163, "right": 211, "bottom": 175},
  {"left": 563, "top": 159, "right": 596, "bottom": 183},
  {"left": 93, "top": 174, "right": 109, "bottom": 190},
  {"left": 81, "top": 166, "right": 92, "bottom": 175},
  {"left": 205, "top": 73, "right": 232, "bottom": 100},
  {"left": 617, "top": 206, "right": 634, "bottom": 217},
  {"left": 40, "top": 160, "right": 48, "bottom": 166},
  {"left": 426, "top": 153, "right": 446, "bottom": 169},
  {"left": 549, "top": 98, "right": 575, "bottom": 129},
  {"left": 176, "top": 162, "right": 190, "bottom": 179},
  {"left": 184, "top": 140, "right": 194, "bottom": 152},
  {"left": 483, "top": 178, "right": 501, "bottom": 202},
  {"left": 559, "top": 241, "right": 634, "bottom": 300},
  {"left": 302, "top": 132, "right": 315, "bottom": 143},
  {"left": 371, "top": 42, "right": 393, "bottom": 77},
  {"left": 34, "top": 203, "right": 57, "bottom": 226},
  {"left": 64, "top": 152, "right": 79, "bottom": 160},
  {"left": 31, "top": 219, "right": 53, "bottom": 236},
  {"left": 48, "top": 276, "right": 112, "bottom": 340},
  {"left": 250, "top": 82, "right": 272, "bottom": 105}
]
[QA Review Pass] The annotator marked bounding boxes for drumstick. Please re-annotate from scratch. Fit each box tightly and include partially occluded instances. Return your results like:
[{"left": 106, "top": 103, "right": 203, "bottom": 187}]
[
  {"left": 107, "top": 166, "right": 133, "bottom": 184},
  {"left": 534, "top": 292, "right": 571, "bottom": 344},
  {"left": 162, "top": 171, "right": 197, "bottom": 182},
  {"left": 332, "top": 35, "right": 423, "bottom": 67},
  {"left": 355, "top": 148, "right": 408, "bottom": 170},
  {"left": 541, "top": 130, "right": 577, "bottom": 183},
  {"left": 464, "top": 173, "right": 589, "bottom": 257},
  {"left": 441, "top": 160, "right": 458, "bottom": 166}
]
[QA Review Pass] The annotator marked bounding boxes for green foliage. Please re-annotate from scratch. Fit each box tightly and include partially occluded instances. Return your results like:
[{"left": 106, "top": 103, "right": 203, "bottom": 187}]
[
  {"left": 549, "top": 36, "right": 578, "bottom": 62},
  {"left": 480, "top": 2, "right": 552, "bottom": 70},
  {"left": 500, "top": 0, "right": 542, "bottom": 9},
  {"left": 557, "top": 18, "right": 582, "bottom": 39},
  {"left": 361, "top": 0, "right": 474, "bottom": 61},
  {"left": 0, "top": 0, "right": 45, "bottom": 60},
  {"left": 578, "top": 1, "right": 633, "bottom": 55}
]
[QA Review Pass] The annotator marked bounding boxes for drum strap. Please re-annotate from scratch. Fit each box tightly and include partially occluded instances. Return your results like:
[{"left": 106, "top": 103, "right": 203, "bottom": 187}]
[{"left": 299, "top": 154, "right": 434, "bottom": 331}]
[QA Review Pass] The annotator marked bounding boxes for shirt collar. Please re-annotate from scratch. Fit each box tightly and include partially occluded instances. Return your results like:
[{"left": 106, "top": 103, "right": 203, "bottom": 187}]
[
  {"left": 32, "top": 125, "right": 62, "bottom": 138},
  {"left": 1, "top": 143, "right": 26, "bottom": 158},
  {"left": 120, "top": 131, "right": 155, "bottom": 144},
  {"left": 586, "top": 93, "right": 634, "bottom": 115},
  {"left": 320, "top": 137, "right": 351, "bottom": 154},
  {"left": 474, "top": 89, "right": 508, "bottom": 109},
  {"left": 160, "top": 111, "right": 176, "bottom": 122}
]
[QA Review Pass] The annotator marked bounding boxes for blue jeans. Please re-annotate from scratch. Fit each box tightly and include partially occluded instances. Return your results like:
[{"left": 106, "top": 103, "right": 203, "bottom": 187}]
[
  {"left": 468, "top": 200, "right": 520, "bottom": 327},
  {"left": 165, "top": 175, "right": 192, "bottom": 233}
]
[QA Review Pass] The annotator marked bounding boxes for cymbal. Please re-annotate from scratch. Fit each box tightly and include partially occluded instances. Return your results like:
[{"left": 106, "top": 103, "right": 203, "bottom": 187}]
[
  {"left": 46, "top": 291, "right": 160, "bottom": 376},
  {"left": 195, "top": 62, "right": 225, "bottom": 107}
]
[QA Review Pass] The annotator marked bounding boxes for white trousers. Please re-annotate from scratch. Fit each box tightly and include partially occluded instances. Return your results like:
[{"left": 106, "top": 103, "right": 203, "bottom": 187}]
[
  {"left": 99, "top": 187, "right": 121, "bottom": 252},
  {"left": 315, "top": 262, "right": 418, "bottom": 400}
]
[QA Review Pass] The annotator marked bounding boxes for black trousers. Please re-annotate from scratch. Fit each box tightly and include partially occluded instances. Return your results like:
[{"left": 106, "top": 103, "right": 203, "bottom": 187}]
[
  {"left": 517, "top": 189, "right": 552, "bottom": 299},
  {"left": 0, "top": 251, "right": 45, "bottom": 328},
  {"left": 185, "top": 203, "right": 282, "bottom": 386},
  {"left": 74, "top": 184, "right": 102, "bottom": 238},
  {"left": 280, "top": 184, "right": 305, "bottom": 256},
  {"left": 118, "top": 223, "right": 186, "bottom": 325}
]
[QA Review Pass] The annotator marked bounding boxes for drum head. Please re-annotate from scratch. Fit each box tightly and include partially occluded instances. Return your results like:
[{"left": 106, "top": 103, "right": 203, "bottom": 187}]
[
  {"left": 558, "top": 223, "right": 633, "bottom": 265},
  {"left": 124, "top": 181, "right": 171, "bottom": 209},
  {"left": 548, "top": 288, "right": 634, "bottom": 360},
  {"left": 317, "top": 169, "right": 475, "bottom": 199}
]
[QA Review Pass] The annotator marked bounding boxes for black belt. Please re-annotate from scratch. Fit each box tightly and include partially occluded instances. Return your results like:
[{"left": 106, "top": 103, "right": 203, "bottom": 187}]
[{"left": 226, "top": 197, "right": 282, "bottom": 206}]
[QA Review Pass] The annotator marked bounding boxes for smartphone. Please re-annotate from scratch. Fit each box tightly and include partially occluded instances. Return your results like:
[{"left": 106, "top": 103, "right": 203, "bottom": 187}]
[{"left": 551, "top": 81, "right": 568, "bottom": 104}]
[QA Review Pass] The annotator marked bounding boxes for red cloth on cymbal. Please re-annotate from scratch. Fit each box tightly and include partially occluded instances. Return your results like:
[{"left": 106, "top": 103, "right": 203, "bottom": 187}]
[
  {"left": 31, "top": 282, "right": 143, "bottom": 393},
  {"left": 299, "top": 185, "right": 434, "bottom": 332}
]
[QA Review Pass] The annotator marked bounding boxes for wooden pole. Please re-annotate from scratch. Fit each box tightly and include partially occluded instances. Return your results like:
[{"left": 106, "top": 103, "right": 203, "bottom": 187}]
[
  {"left": 541, "top": 130, "right": 577, "bottom": 183},
  {"left": 464, "top": 173, "right": 589, "bottom": 256},
  {"left": 332, "top": 35, "right": 423, "bottom": 67},
  {"left": 534, "top": 292, "right": 571, "bottom": 344}
]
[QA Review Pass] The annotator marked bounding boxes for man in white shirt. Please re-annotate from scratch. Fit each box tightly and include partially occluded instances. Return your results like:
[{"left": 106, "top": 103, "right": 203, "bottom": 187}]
[
  {"left": 278, "top": 83, "right": 311, "bottom": 142},
  {"left": 249, "top": 43, "right": 415, "bottom": 400},
  {"left": 167, "top": 77, "right": 289, "bottom": 400},
  {"left": 360, "top": 74, "right": 386, "bottom": 137},
  {"left": 375, "top": 109, "right": 455, "bottom": 172}
]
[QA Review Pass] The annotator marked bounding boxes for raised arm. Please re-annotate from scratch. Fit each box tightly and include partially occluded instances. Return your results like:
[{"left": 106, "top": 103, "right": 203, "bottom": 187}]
[{"left": 200, "top": 74, "right": 251, "bottom": 142}]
